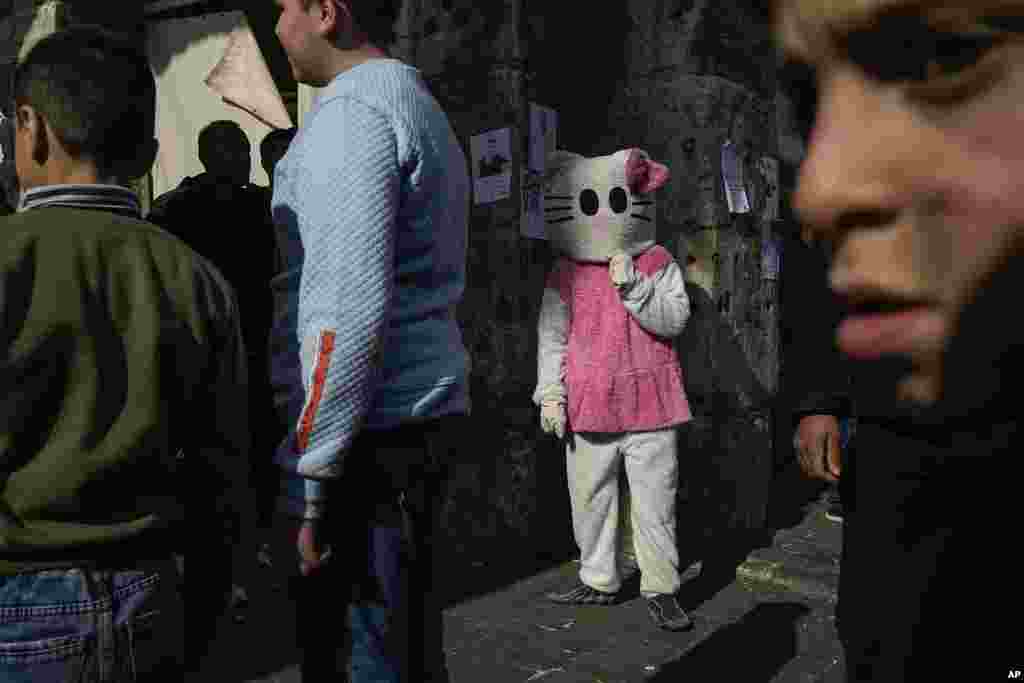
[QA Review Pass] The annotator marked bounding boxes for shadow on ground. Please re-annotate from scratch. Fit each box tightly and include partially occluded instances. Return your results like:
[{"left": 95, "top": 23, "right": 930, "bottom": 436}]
[{"left": 651, "top": 602, "right": 811, "bottom": 681}]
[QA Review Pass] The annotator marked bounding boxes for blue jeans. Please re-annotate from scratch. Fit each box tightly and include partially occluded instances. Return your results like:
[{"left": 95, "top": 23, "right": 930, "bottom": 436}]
[{"left": 0, "top": 560, "right": 183, "bottom": 682}]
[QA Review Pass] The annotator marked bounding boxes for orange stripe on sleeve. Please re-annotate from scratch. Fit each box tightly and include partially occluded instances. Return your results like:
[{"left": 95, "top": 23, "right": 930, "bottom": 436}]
[{"left": 295, "top": 330, "right": 337, "bottom": 455}]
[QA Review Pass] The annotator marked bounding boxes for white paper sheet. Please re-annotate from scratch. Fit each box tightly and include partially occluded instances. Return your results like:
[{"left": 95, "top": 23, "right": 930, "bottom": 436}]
[
  {"left": 721, "top": 139, "right": 750, "bottom": 214},
  {"left": 204, "top": 20, "right": 293, "bottom": 130},
  {"left": 528, "top": 104, "right": 557, "bottom": 174},
  {"left": 521, "top": 104, "right": 558, "bottom": 239},
  {"left": 470, "top": 128, "right": 513, "bottom": 205},
  {"left": 761, "top": 236, "right": 780, "bottom": 281},
  {"left": 757, "top": 156, "right": 780, "bottom": 222}
]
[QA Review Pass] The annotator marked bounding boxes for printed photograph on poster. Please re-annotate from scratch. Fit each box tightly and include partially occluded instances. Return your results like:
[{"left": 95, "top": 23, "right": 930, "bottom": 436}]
[
  {"left": 756, "top": 156, "right": 780, "bottom": 222},
  {"left": 470, "top": 128, "right": 513, "bottom": 205},
  {"left": 721, "top": 139, "right": 750, "bottom": 214}
]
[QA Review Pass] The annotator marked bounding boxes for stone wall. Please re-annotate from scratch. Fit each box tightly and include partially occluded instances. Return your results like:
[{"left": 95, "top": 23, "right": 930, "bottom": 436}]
[
  {"left": 397, "top": 0, "right": 787, "bottom": 557},
  {"left": 635, "top": 1, "right": 780, "bottom": 537},
  {"left": 391, "top": 0, "right": 575, "bottom": 558}
]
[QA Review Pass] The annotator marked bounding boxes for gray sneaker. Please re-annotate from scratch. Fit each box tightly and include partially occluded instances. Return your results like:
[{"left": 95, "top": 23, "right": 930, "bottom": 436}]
[
  {"left": 646, "top": 594, "right": 693, "bottom": 631},
  {"left": 546, "top": 581, "right": 618, "bottom": 605}
]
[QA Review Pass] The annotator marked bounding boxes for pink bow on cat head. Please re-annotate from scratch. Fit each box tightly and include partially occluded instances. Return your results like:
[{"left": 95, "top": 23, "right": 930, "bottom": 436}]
[{"left": 625, "top": 149, "right": 670, "bottom": 195}]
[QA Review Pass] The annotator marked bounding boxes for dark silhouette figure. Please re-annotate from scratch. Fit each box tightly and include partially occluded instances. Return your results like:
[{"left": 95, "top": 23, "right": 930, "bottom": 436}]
[{"left": 149, "top": 120, "right": 279, "bottom": 532}]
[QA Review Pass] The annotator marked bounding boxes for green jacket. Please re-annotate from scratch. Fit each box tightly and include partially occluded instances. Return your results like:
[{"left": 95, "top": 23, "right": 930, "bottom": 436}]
[{"left": 0, "top": 184, "right": 250, "bottom": 575}]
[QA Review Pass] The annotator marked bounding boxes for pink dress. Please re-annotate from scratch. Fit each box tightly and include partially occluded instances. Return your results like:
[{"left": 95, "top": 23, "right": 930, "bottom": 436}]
[{"left": 551, "top": 246, "right": 692, "bottom": 433}]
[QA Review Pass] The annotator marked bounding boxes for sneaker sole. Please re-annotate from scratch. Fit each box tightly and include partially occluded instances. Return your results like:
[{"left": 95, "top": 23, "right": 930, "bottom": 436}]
[{"left": 546, "top": 594, "right": 618, "bottom": 605}]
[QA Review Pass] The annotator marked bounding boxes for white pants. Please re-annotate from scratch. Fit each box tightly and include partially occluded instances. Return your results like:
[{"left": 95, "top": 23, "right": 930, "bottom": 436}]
[{"left": 567, "top": 429, "right": 680, "bottom": 596}]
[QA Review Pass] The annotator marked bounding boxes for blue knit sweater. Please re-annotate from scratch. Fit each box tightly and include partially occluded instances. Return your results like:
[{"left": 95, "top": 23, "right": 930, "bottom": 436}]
[{"left": 269, "top": 59, "right": 471, "bottom": 517}]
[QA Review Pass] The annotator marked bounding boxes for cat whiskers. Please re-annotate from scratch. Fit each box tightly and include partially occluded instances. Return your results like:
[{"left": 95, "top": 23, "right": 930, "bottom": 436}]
[{"left": 545, "top": 199, "right": 573, "bottom": 223}]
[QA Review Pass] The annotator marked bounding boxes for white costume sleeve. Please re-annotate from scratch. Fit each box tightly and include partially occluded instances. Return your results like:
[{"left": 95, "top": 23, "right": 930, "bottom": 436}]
[
  {"left": 619, "top": 260, "right": 691, "bottom": 338},
  {"left": 533, "top": 286, "right": 570, "bottom": 406}
]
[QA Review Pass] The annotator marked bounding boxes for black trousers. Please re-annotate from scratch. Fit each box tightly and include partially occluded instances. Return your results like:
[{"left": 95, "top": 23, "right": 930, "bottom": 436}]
[
  {"left": 838, "top": 421, "right": 1018, "bottom": 681},
  {"left": 292, "top": 414, "right": 463, "bottom": 683}
]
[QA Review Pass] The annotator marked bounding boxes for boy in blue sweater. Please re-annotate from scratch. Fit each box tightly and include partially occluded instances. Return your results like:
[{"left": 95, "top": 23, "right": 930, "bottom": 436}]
[{"left": 271, "top": 1, "right": 470, "bottom": 680}]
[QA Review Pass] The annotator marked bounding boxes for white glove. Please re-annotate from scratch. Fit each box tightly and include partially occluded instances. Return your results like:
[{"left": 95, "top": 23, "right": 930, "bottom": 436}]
[
  {"left": 540, "top": 400, "right": 567, "bottom": 439},
  {"left": 609, "top": 251, "right": 636, "bottom": 290}
]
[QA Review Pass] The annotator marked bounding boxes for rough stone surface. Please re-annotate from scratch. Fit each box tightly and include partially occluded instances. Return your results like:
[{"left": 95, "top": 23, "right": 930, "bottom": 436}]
[
  {"left": 212, "top": 502, "right": 843, "bottom": 682},
  {"left": 360, "top": 0, "right": 781, "bottom": 550},
  {"left": 737, "top": 494, "right": 842, "bottom": 604}
]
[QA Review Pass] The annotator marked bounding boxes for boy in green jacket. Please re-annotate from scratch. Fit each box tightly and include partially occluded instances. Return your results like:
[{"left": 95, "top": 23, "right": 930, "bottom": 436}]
[{"left": 0, "top": 26, "right": 251, "bottom": 679}]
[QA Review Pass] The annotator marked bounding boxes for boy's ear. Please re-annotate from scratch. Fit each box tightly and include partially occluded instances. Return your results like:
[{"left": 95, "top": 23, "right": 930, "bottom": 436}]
[
  {"left": 319, "top": 0, "right": 351, "bottom": 42},
  {"left": 15, "top": 103, "right": 34, "bottom": 131},
  {"left": 17, "top": 104, "right": 48, "bottom": 167}
]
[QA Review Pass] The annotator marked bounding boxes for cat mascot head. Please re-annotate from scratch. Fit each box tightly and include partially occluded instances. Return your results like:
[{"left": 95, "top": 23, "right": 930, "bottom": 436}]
[{"left": 543, "top": 148, "right": 670, "bottom": 263}]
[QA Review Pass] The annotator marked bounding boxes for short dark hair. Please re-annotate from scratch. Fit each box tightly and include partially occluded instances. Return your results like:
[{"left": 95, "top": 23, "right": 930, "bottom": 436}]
[
  {"left": 198, "top": 120, "right": 248, "bottom": 167},
  {"left": 13, "top": 26, "right": 156, "bottom": 179},
  {"left": 304, "top": 0, "right": 401, "bottom": 48},
  {"left": 260, "top": 127, "right": 297, "bottom": 162}
]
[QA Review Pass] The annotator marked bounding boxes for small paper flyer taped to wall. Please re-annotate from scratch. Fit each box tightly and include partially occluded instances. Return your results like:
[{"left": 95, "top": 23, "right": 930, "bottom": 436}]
[
  {"left": 470, "top": 128, "right": 513, "bottom": 205},
  {"left": 757, "top": 156, "right": 780, "bottom": 222},
  {"left": 521, "top": 104, "right": 558, "bottom": 239},
  {"left": 721, "top": 139, "right": 750, "bottom": 214},
  {"left": 761, "top": 236, "right": 781, "bottom": 281},
  {"left": 528, "top": 104, "right": 557, "bottom": 174}
]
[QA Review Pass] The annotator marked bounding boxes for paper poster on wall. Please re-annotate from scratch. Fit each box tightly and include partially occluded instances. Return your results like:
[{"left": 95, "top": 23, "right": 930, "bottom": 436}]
[
  {"left": 761, "top": 236, "right": 781, "bottom": 281},
  {"left": 470, "top": 128, "right": 513, "bottom": 205},
  {"left": 203, "top": 20, "right": 293, "bottom": 130},
  {"left": 528, "top": 104, "right": 557, "bottom": 173},
  {"left": 521, "top": 169, "right": 547, "bottom": 239},
  {"left": 757, "top": 156, "right": 780, "bottom": 222},
  {"left": 521, "top": 104, "right": 558, "bottom": 239},
  {"left": 721, "top": 139, "right": 750, "bottom": 214}
]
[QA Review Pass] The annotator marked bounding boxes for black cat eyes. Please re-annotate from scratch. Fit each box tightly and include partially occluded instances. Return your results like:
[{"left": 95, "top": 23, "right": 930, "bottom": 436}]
[
  {"left": 610, "top": 188, "right": 629, "bottom": 213},
  {"left": 580, "top": 189, "right": 600, "bottom": 216},
  {"left": 544, "top": 188, "right": 654, "bottom": 224},
  {"left": 578, "top": 187, "right": 637, "bottom": 216}
]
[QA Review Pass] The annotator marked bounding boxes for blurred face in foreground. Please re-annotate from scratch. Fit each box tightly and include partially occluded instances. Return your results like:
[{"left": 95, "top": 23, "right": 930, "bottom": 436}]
[{"left": 776, "top": 0, "right": 1024, "bottom": 404}]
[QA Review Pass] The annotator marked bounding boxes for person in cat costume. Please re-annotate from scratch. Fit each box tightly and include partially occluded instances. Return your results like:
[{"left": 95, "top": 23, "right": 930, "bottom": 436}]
[{"left": 535, "top": 148, "right": 694, "bottom": 631}]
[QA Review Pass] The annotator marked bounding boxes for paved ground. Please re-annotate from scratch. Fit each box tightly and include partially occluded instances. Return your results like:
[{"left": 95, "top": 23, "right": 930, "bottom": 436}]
[{"left": 201, "top": 478, "right": 845, "bottom": 683}]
